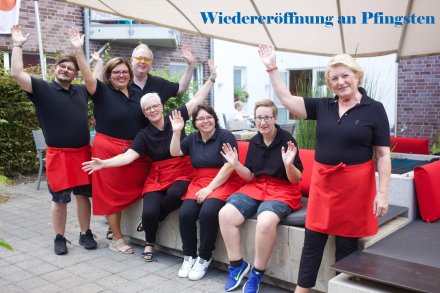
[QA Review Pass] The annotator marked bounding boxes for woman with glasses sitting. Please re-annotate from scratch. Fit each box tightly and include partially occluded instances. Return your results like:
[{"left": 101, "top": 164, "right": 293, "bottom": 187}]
[
  {"left": 82, "top": 60, "right": 217, "bottom": 262},
  {"left": 219, "top": 99, "right": 303, "bottom": 293},
  {"left": 170, "top": 105, "right": 243, "bottom": 281}
]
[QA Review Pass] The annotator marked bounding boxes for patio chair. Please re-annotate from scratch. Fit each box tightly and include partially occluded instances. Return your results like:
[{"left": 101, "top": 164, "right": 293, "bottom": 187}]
[{"left": 32, "top": 129, "right": 47, "bottom": 190}]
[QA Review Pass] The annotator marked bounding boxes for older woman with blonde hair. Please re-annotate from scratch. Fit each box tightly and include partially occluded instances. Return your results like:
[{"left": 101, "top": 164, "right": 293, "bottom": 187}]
[{"left": 259, "top": 44, "right": 391, "bottom": 293}]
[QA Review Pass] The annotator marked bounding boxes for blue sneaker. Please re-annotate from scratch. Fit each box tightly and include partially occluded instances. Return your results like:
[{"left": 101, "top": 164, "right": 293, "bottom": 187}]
[
  {"left": 224, "top": 260, "right": 250, "bottom": 291},
  {"left": 242, "top": 268, "right": 263, "bottom": 293}
]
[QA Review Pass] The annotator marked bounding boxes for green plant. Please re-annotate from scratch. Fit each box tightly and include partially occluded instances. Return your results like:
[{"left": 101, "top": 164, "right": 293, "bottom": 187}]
[
  {"left": 234, "top": 85, "right": 249, "bottom": 103},
  {"left": 0, "top": 61, "right": 40, "bottom": 177},
  {"left": 0, "top": 237, "right": 13, "bottom": 251},
  {"left": 293, "top": 77, "right": 318, "bottom": 150},
  {"left": 431, "top": 134, "right": 440, "bottom": 155}
]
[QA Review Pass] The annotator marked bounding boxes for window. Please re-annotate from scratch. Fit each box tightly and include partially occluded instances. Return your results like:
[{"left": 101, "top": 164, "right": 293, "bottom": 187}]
[
  {"left": 169, "top": 62, "right": 203, "bottom": 98},
  {"left": 270, "top": 71, "right": 289, "bottom": 125}
]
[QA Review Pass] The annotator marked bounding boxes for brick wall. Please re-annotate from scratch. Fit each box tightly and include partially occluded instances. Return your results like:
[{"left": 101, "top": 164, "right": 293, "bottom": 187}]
[
  {"left": 0, "top": 0, "right": 210, "bottom": 77},
  {"left": 0, "top": 0, "right": 83, "bottom": 54},
  {"left": 397, "top": 55, "right": 440, "bottom": 149}
]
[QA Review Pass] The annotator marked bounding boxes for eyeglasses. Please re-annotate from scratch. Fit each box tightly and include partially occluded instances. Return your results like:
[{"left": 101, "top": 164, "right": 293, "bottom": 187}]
[
  {"left": 133, "top": 56, "right": 152, "bottom": 63},
  {"left": 195, "top": 115, "right": 214, "bottom": 122},
  {"left": 58, "top": 64, "right": 76, "bottom": 72},
  {"left": 111, "top": 70, "right": 130, "bottom": 76},
  {"left": 255, "top": 116, "right": 274, "bottom": 122},
  {"left": 143, "top": 104, "right": 162, "bottom": 112}
]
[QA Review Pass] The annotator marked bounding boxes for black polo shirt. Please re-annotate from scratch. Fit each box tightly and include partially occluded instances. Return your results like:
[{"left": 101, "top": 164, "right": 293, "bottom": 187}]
[
  {"left": 131, "top": 74, "right": 179, "bottom": 104},
  {"left": 91, "top": 79, "right": 146, "bottom": 140},
  {"left": 28, "top": 77, "right": 90, "bottom": 148},
  {"left": 130, "top": 105, "right": 189, "bottom": 161},
  {"left": 181, "top": 127, "right": 238, "bottom": 168},
  {"left": 304, "top": 87, "right": 390, "bottom": 166},
  {"left": 245, "top": 125, "right": 303, "bottom": 181}
]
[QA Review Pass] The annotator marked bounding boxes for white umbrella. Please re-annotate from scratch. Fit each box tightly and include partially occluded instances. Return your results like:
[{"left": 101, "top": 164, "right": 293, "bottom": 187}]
[{"left": 57, "top": 0, "right": 440, "bottom": 59}]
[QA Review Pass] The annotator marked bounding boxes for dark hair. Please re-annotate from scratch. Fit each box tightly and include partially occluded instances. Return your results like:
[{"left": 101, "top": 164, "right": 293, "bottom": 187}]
[
  {"left": 56, "top": 54, "right": 79, "bottom": 71},
  {"left": 191, "top": 104, "right": 219, "bottom": 128},
  {"left": 103, "top": 57, "right": 134, "bottom": 85}
]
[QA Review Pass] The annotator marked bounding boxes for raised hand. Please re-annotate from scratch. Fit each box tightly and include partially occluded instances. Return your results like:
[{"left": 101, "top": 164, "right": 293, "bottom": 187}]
[
  {"left": 82, "top": 157, "right": 105, "bottom": 174},
  {"left": 69, "top": 27, "right": 84, "bottom": 49},
  {"left": 195, "top": 187, "right": 213, "bottom": 204},
  {"left": 170, "top": 110, "right": 185, "bottom": 132},
  {"left": 90, "top": 51, "right": 102, "bottom": 62},
  {"left": 258, "top": 44, "right": 277, "bottom": 68},
  {"left": 281, "top": 141, "right": 297, "bottom": 166},
  {"left": 11, "top": 25, "right": 29, "bottom": 45},
  {"left": 207, "top": 59, "right": 217, "bottom": 80},
  {"left": 220, "top": 143, "right": 239, "bottom": 167},
  {"left": 181, "top": 45, "right": 195, "bottom": 65}
]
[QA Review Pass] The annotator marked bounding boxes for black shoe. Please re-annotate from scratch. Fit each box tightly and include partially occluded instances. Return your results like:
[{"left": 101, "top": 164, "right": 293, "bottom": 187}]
[
  {"left": 54, "top": 234, "right": 68, "bottom": 255},
  {"left": 79, "top": 229, "right": 98, "bottom": 250}
]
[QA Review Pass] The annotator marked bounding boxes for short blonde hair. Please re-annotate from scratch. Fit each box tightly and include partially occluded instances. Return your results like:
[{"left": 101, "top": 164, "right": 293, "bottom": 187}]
[
  {"left": 132, "top": 44, "right": 154, "bottom": 59},
  {"left": 325, "top": 54, "right": 364, "bottom": 88},
  {"left": 254, "top": 99, "right": 278, "bottom": 117},
  {"left": 140, "top": 92, "right": 161, "bottom": 109}
]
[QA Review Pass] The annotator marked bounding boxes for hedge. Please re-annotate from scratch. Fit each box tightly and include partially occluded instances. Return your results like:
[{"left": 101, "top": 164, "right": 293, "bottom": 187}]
[{"left": 0, "top": 66, "right": 40, "bottom": 177}]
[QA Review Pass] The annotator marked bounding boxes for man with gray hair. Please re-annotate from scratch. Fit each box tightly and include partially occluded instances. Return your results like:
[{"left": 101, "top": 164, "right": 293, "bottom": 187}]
[{"left": 131, "top": 43, "right": 195, "bottom": 104}]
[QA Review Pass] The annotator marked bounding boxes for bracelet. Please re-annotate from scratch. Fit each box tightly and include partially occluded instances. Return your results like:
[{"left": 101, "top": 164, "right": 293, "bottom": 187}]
[
  {"left": 266, "top": 66, "right": 278, "bottom": 73},
  {"left": 209, "top": 77, "right": 216, "bottom": 83},
  {"left": 13, "top": 43, "right": 23, "bottom": 48}
]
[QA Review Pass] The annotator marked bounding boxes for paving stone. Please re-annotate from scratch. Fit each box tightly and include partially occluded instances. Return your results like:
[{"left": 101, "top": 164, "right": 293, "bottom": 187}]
[
  {"left": 1, "top": 268, "right": 34, "bottom": 283},
  {"left": 29, "top": 283, "right": 62, "bottom": 293},
  {"left": 13, "top": 276, "right": 51, "bottom": 290},
  {"left": 130, "top": 273, "right": 169, "bottom": 289},
  {"left": 26, "top": 262, "right": 59, "bottom": 276},
  {"left": 94, "top": 274, "right": 129, "bottom": 289},
  {"left": 0, "top": 284, "right": 24, "bottom": 293},
  {"left": 65, "top": 282, "right": 105, "bottom": 293}
]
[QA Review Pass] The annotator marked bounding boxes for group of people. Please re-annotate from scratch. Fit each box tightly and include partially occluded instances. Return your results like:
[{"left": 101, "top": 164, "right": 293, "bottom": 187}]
[{"left": 11, "top": 24, "right": 391, "bottom": 293}]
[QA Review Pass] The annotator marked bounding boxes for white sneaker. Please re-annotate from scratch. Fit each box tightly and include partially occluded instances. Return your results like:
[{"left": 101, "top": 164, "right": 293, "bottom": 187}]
[
  {"left": 178, "top": 256, "right": 196, "bottom": 278},
  {"left": 188, "top": 256, "right": 212, "bottom": 281}
]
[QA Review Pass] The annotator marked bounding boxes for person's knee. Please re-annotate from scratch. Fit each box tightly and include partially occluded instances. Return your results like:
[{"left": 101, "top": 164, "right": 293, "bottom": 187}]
[{"left": 256, "top": 211, "right": 279, "bottom": 234}]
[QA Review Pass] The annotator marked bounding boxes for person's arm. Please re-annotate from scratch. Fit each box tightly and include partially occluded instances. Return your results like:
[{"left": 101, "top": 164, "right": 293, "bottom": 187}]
[
  {"left": 169, "top": 110, "right": 185, "bottom": 156},
  {"left": 195, "top": 163, "right": 235, "bottom": 204},
  {"left": 177, "top": 45, "right": 196, "bottom": 95},
  {"left": 81, "top": 149, "right": 140, "bottom": 174},
  {"left": 374, "top": 145, "right": 391, "bottom": 217},
  {"left": 10, "top": 25, "right": 32, "bottom": 93},
  {"left": 258, "top": 44, "right": 307, "bottom": 119},
  {"left": 186, "top": 59, "right": 216, "bottom": 115},
  {"left": 281, "top": 141, "right": 302, "bottom": 184},
  {"left": 91, "top": 52, "right": 104, "bottom": 82},
  {"left": 221, "top": 143, "right": 254, "bottom": 182},
  {"left": 69, "top": 27, "right": 97, "bottom": 95}
]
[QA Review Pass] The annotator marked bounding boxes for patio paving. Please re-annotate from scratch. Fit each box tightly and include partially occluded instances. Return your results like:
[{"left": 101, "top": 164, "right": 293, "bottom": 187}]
[{"left": 0, "top": 181, "right": 290, "bottom": 293}]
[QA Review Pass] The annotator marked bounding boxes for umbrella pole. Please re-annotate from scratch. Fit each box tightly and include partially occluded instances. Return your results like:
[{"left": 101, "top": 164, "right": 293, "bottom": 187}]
[
  {"left": 394, "top": 61, "right": 398, "bottom": 138},
  {"left": 33, "top": 0, "right": 46, "bottom": 81}
]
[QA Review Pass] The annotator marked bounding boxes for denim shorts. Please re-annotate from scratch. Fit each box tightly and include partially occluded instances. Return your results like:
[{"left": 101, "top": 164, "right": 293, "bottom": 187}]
[
  {"left": 226, "top": 193, "right": 292, "bottom": 220},
  {"left": 48, "top": 184, "right": 92, "bottom": 204}
]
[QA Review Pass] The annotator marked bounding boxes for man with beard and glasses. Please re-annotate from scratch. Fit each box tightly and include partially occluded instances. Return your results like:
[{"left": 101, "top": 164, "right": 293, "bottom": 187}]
[{"left": 10, "top": 25, "right": 97, "bottom": 255}]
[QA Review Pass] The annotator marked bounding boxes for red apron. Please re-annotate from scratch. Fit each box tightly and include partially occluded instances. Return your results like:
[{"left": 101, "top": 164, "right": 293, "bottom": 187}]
[
  {"left": 182, "top": 168, "right": 243, "bottom": 201},
  {"left": 237, "top": 175, "right": 302, "bottom": 210},
  {"left": 46, "top": 145, "right": 91, "bottom": 192},
  {"left": 306, "top": 160, "right": 378, "bottom": 237},
  {"left": 92, "top": 132, "right": 151, "bottom": 215},
  {"left": 142, "top": 156, "right": 195, "bottom": 194}
]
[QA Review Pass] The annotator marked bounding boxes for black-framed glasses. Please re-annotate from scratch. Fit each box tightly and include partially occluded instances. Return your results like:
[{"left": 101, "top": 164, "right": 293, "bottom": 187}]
[
  {"left": 111, "top": 70, "right": 129, "bottom": 76},
  {"left": 195, "top": 115, "right": 214, "bottom": 122},
  {"left": 143, "top": 104, "right": 162, "bottom": 112},
  {"left": 255, "top": 116, "right": 274, "bottom": 122},
  {"left": 58, "top": 64, "right": 76, "bottom": 72}
]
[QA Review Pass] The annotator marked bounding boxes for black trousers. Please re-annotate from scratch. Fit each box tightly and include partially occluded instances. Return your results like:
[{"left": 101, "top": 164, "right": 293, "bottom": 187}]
[
  {"left": 142, "top": 180, "right": 189, "bottom": 243},
  {"left": 179, "top": 198, "right": 225, "bottom": 261},
  {"left": 297, "top": 228, "right": 359, "bottom": 288}
]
